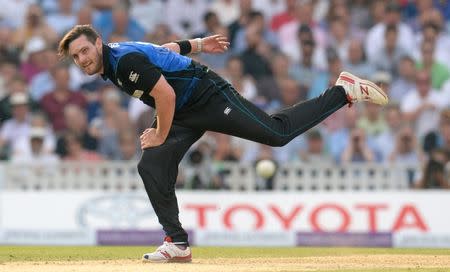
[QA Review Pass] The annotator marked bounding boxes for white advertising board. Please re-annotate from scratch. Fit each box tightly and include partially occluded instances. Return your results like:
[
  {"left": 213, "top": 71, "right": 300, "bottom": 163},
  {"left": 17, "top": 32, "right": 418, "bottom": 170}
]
[{"left": 0, "top": 191, "right": 449, "bottom": 246}]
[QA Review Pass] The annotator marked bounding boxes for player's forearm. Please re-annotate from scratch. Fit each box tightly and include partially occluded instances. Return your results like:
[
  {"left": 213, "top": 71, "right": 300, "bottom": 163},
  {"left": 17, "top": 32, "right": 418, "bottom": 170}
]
[
  {"left": 154, "top": 91, "right": 176, "bottom": 143},
  {"left": 162, "top": 38, "right": 202, "bottom": 55}
]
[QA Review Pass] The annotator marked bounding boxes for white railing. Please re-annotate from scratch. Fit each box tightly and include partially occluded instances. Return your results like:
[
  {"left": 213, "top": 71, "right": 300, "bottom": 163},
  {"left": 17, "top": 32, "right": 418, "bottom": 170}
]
[{"left": 0, "top": 162, "right": 420, "bottom": 191}]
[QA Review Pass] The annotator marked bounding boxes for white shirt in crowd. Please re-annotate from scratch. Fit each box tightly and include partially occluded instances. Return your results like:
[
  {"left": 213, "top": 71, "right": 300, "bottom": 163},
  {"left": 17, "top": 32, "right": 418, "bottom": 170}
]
[{"left": 400, "top": 89, "right": 447, "bottom": 140}]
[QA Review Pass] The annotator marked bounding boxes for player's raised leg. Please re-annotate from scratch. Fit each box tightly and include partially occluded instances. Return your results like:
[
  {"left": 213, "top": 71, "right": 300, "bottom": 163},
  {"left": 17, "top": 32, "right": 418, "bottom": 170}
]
[{"left": 176, "top": 71, "right": 388, "bottom": 146}]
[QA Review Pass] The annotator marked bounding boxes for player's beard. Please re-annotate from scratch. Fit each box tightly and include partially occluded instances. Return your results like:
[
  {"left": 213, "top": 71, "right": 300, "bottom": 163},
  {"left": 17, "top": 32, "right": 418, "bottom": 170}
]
[{"left": 84, "top": 48, "right": 103, "bottom": 75}]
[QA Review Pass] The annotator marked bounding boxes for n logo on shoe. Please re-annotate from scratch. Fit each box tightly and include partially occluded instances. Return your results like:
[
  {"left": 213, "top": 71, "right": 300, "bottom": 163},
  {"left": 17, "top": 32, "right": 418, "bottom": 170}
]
[{"left": 360, "top": 85, "right": 369, "bottom": 95}]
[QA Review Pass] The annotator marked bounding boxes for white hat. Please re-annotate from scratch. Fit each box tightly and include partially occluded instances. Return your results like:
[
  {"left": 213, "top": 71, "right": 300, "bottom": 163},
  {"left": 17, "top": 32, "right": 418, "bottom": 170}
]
[
  {"left": 29, "top": 127, "right": 46, "bottom": 139},
  {"left": 10, "top": 92, "right": 29, "bottom": 105},
  {"left": 22, "top": 36, "right": 46, "bottom": 60}
]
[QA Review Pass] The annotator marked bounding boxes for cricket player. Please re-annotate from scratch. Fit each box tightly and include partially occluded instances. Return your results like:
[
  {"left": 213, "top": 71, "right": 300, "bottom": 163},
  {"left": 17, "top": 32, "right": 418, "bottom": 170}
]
[{"left": 58, "top": 24, "right": 388, "bottom": 263}]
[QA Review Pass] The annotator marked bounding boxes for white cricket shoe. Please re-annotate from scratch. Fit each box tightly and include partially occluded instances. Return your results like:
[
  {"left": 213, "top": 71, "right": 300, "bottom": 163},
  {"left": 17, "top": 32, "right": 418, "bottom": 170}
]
[
  {"left": 142, "top": 237, "right": 192, "bottom": 263},
  {"left": 336, "top": 71, "right": 389, "bottom": 105}
]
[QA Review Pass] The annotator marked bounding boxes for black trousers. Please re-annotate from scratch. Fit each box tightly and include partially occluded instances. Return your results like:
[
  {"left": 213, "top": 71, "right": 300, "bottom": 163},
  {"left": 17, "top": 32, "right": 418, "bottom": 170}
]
[{"left": 137, "top": 71, "right": 348, "bottom": 244}]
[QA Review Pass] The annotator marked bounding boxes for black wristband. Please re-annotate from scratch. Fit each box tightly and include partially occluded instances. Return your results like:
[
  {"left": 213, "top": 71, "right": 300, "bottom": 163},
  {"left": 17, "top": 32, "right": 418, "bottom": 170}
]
[{"left": 175, "top": 40, "right": 192, "bottom": 55}]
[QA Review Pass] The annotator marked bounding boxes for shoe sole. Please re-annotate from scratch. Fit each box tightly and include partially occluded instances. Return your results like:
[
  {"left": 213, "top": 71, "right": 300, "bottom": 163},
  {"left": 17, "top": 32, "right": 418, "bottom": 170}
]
[
  {"left": 142, "top": 258, "right": 192, "bottom": 263},
  {"left": 339, "top": 72, "right": 389, "bottom": 104},
  {"left": 142, "top": 254, "right": 192, "bottom": 263}
]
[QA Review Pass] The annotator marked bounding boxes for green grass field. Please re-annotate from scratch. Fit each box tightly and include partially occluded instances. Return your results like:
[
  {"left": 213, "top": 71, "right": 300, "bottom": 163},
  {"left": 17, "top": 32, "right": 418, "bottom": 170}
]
[{"left": 1, "top": 246, "right": 450, "bottom": 272}]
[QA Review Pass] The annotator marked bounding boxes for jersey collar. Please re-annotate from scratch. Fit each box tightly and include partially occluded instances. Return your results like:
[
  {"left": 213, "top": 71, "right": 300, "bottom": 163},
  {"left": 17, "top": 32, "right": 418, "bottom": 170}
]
[{"left": 101, "top": 43, "right": 112, "bottom": 80}]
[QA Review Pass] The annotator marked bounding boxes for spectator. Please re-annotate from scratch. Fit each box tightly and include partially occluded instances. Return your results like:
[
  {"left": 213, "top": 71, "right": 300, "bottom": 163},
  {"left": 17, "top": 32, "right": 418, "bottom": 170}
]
[
  {"left": 40, "top": 63, "right": 87, "bottom": 132},
  {"left": 270, "top": 0, "right": 297, "bottom": 32},
  {"left": 194, "top": 11, "right": 221, "bottom": 39},
  {"left": 0, "top": 26, "right": 20, "bottom": 64},
  {"left": 62, "top": 132, "right": 103, "bottom": 161},
  {"left": 0, "top": 0, "right": 34, "bottom": 29},
  {"left": 365, "top": 2, "right": 415, "bottom": 66},
  {"left": 145, "top": 23, "right": 178, "bottom": 46},
  {"left": 328, "top": 107, "right": 375, "bottom": 163},
  {"left": 11, "top": 127, "right": 59, "bottom": 166},
  {"left": 116, "top": 129, "right": 140, "bottom": 160},
  {"left": 0, "top": 75, "right": 36, "bottom": 124},
  {"left": 327, "top": 17, "right": 351, "bottom": 63},
  {"left": 46, "top": 0, "right": 77, "bottom": 36},
  {"left": 0, "top": 61, "right": 19, "bottom": 99},
  {"left": 413, "top": 5, "right": 448, "bottom": 37},
  {"left": 367, "top": 1, "right": 386, "bottom": 27},
  {"left": 255, "top": 52, "right": 287, "bottom": 106},
  {"left": 12, "top": 4, "right": 58, "bottom": 49},
  {"left": 28, "top": 47, "right": 59, "bottom": 101},
  {"left": 278, "top": 0, "right": 327, "bottom": 65},
  {"left": 299, "top": 129, "right": 332, "bottom": 163},
  {"left": 389, "top": 125, "right": 424, "bottom": 165},
  {"left": 211, "top": 0, "right": 241, "bottom": 28},
  {"left": 370, "top": 24, "right": 409, "bottom": 76},
  {"left": 19, "top": 36, "right": 49, "bottom": 83},
  {"left": 0, "top": 93, "right": 31, "bottom": 159},
  {"left": 343, "top": 39, "right": 375, "bottom": 79},
  {"left": 341, "top": 127, "right": 376, "bottom": 163},
  {"left": 76, "top": 5, "right": 94, "bottom": 25},
  {"left": 10, "top": 126, "right": 59, "bottom": 185},
  {"left": 349, "top": 0, "right": 371, "bottom": 30},
  {"left": 94, "top": 2, "right": 146, "bottom": 42},
  {"left": 89, "top": 0, "right": 120, "bottom": 10},
  {"left": 390, "top": 56, "right": 416, "bottom": 103},
  {"left": 212, "top": 133, "right": 241, "bottom": 163},
  {"left": 227, "top": 0, "right": 257, "bottom": 51},
  {"left": 253, "top": 0, "right": 285, "bottom": 24},
  {"left": 422, "top": 109, "right": 450, "bottom": 154},
  {"left": 165, "top": 0, "right": 208, "bottom": 38},
  {"left": 308, "top": 48, "right": 343, "bottom": 100},
  {"left": 414, "top": 148, "right": 450, "bottom": 189},
  {"left": 233, "top": 11, "right": 278, "bottom": 54},
  {"left": 12, "top": 112, "right": 56, "bottom": 158},
  {"left": 223, "top": 56, "right": 258, "bottom": 102},
  {"left": 197, "top": 25, "right": 231, "bottom": 72},
  {"left": 272, "top": 78, "right": 306, "bottom": 163},
  {"left": 41, "top": 0, "right": 84, "bottom": 15},
  {"left": 134, "top": 107, "right": 155, "bottom": 136},
  {"left": 90, "top": 87, "right": 131, "bottom": 160},
  {"left": 416, "top": 40, "right": 450, "bottom": 90},
  {"left": 375, "top": 104, "right": 403, "bottom": 162},
  {"left": 180, "top": 133, "right": 216, "bottom": 189},
  {"left": 414, "top": 21, "right": 450, "bottom": 70},
  {"left": 289, "top": 35, "right": 320, "bottom": 93},
  {"left": 56, "top": 104, "right": 97, "bottom": 157},
  {"left": 239, "top": 22, "right": 273, "bottom": 80},
  {"left": 129, "top": 0, "right": 165, "bottom": 33},
  {"left": 401, "top": 70, "right": 446, "bottom": 140},
  {"left": 357, "top": 102, "right": 388, "bottom": 138}
]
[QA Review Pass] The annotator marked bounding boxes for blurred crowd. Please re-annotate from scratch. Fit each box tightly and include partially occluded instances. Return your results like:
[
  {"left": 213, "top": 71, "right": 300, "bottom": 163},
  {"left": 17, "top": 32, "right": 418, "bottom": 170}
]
[{"left": 0, "top": 0, "right": 449, "bottom": 189}]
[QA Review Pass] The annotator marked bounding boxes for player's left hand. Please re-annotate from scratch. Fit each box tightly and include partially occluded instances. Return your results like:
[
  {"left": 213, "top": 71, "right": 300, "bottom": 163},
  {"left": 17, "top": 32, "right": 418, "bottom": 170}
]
[
  {"left": 140, "top": 128, "right": 165, "bottom": 149},
  {"left": 201, "top": 34, "right": 230, "bottom": 54}
]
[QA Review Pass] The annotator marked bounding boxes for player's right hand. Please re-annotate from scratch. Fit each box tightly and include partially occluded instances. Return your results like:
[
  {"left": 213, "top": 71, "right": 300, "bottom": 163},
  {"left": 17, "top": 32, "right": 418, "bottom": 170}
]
[
  {"left": 201, "top": 34, "right": 230, "bottom": 54},
  {"left": 140, "top": 128, "right": 164, "bottom": 149}
]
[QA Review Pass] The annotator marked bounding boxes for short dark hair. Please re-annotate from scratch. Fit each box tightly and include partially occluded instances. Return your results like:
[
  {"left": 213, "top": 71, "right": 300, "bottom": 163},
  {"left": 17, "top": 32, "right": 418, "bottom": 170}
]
[
  {"left": 203, "top": 11, "right": 217, "bottom": 23},
  {"left": 386, "top": 2, "right": 401, "bottom": 13},
  {"left": 58, "top": 24, "right": 100, "bottom": 58}
]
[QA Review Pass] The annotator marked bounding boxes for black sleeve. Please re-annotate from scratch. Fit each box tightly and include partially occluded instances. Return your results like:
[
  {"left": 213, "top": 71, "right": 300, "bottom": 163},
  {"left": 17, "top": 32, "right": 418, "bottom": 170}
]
[{"left": 116, "top": 53, "right": 162, "bottom": 95}]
